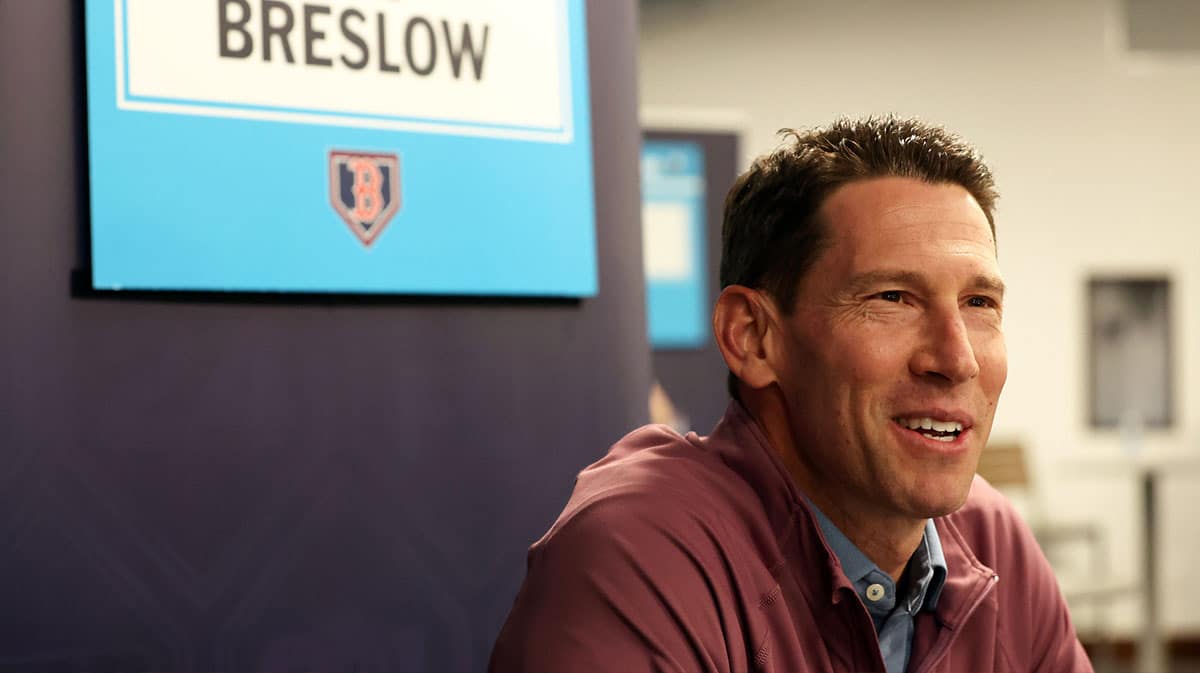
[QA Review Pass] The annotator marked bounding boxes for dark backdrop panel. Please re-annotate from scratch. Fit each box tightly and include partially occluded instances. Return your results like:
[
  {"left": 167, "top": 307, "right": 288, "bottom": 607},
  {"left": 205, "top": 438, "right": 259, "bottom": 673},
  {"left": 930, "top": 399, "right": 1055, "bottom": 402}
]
[
  {"left": 0, "top": 1, "right": 647, "bottom": 670},
  {"left": 644, "top": 130, "right": 739, "bottom": 434}
]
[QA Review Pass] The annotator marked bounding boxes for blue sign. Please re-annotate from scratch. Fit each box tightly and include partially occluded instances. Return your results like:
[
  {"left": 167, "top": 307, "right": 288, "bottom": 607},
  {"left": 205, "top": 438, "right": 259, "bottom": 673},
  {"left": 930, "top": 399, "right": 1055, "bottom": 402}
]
[
  {"left": 642, "top": 141, "right": 707, "bottom": 348},
  {"left": 84, "top": 0, "right": 595, "bottom": 296}
]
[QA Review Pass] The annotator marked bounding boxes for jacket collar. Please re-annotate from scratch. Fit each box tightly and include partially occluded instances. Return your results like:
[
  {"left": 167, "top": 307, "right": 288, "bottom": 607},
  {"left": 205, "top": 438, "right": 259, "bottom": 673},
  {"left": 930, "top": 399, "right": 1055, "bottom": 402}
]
[
  {"left": 702, "top": 401, "right": 994, "bottom": 627},
  {"left": 809, "top": 499, "right": 947, "bottom": 615}
]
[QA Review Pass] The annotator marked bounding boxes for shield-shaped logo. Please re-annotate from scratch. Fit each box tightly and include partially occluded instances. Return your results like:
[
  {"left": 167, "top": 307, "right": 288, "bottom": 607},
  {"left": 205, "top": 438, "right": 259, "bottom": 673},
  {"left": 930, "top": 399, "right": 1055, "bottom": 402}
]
[{"left": 329, "top": 150, "right": 401, "bottom": 247}]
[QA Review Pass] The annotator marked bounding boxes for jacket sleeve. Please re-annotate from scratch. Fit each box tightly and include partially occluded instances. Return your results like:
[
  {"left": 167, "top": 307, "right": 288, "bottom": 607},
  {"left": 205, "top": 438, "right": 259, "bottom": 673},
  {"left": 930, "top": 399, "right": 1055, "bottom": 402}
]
[
  {"left": 488, "top": 492, "right": 743, "bottom": 673},
  {"left": 1022, "top": 528, "right": 1094, "bottom": 673},
  {"left": 989, "top": 489, "right": 1094, "bottom": 673}
]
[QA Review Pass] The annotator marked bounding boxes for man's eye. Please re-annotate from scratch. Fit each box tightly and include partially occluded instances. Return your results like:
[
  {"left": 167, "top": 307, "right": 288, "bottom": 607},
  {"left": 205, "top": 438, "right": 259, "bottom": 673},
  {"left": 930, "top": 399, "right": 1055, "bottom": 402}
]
[
  {"left": 877, "top": 290, "right": 903, "bottom": 303},
  {"left": 967, "top": 296, "right": 993, "bottom": 308}
]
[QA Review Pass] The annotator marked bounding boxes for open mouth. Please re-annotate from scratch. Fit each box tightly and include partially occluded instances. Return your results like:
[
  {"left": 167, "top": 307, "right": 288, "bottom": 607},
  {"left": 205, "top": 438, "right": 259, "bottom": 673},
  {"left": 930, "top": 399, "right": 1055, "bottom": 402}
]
[{"left": 895, "top": 417, "right": 964, "bottom": 443}]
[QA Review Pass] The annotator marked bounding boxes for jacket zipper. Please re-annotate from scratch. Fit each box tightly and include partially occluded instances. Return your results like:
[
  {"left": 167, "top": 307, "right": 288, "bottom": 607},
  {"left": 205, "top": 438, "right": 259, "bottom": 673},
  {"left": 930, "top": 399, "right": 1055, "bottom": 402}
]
[{"left": 912, "top": 573, "right": 999, "bottom": 673}]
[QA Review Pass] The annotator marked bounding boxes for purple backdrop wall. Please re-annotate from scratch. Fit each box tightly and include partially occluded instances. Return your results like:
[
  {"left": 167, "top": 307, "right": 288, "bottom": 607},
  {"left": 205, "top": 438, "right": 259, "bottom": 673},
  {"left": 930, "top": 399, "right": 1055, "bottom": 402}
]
[{"left": 0, "top": 1, "right": 648, "bottom": 670}]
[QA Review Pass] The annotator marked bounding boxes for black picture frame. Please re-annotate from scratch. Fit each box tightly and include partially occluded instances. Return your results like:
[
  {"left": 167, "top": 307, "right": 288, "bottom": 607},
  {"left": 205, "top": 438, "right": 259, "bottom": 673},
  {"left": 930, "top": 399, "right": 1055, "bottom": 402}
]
[{"left": 1087, "top": 276, "right": 1173, "bottom": 429}]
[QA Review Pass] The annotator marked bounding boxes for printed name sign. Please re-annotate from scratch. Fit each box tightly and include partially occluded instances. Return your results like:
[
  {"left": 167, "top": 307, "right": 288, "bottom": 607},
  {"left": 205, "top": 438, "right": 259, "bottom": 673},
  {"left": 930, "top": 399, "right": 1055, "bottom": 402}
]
[{"left": 86, "top": 0, "right": 596, "bottom": 296}]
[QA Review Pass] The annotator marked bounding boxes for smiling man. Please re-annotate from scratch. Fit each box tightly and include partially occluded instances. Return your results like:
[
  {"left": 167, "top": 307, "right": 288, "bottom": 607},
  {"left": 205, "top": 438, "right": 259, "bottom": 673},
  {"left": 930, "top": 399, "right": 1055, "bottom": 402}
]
[{"left": 490, "top": 117, "right": 1092, "bottom": 673}]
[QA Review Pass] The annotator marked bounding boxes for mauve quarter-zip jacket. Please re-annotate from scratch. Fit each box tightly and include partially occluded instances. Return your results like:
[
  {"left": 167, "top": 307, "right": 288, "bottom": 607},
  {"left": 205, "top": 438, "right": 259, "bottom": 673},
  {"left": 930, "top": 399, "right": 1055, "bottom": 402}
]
[{"left": 490, "top": 402, "right": 1093, "bottom": 673}]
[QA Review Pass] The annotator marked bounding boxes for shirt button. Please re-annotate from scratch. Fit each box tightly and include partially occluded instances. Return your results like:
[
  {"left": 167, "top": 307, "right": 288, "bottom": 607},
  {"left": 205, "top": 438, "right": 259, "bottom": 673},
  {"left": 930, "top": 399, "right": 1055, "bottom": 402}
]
[{"left": 866, "top": 584, "right": 886, "bottom": 602}]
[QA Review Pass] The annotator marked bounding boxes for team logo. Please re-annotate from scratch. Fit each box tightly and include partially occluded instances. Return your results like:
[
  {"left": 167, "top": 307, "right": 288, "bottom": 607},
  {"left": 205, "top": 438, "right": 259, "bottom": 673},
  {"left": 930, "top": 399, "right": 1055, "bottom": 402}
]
[{"left": 329, "top": 150, "right": 401, "bottom": 247}]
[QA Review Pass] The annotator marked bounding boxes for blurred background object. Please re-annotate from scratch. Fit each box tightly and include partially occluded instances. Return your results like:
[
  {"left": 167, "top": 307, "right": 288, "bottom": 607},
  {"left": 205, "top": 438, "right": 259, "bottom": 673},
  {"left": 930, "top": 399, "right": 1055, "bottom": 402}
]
[
  {"left": 1089, "top": 277, "right": 1173, "bottom": 430},
  {"left": 641, "top": 127, "right": 740, "bottom": 434}
]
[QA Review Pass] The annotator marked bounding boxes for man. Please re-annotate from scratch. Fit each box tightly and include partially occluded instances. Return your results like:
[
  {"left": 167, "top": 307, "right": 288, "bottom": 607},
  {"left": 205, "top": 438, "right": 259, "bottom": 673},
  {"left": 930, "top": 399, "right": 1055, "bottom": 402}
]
[{"left": 490, "top": 117, "right": 1092, "bottom": 672}]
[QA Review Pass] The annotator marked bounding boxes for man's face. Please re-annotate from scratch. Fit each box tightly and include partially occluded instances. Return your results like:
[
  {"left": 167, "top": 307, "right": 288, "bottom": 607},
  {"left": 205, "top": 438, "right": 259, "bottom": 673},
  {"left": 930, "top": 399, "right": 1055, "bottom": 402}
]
[{"left": 773, "top": 176, "right": 1007, "bottom": 522}]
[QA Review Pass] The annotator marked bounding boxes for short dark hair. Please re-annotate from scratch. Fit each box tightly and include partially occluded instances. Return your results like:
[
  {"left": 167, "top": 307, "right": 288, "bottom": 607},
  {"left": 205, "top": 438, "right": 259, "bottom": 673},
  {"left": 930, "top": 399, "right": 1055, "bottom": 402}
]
[{"left": 719, "top": 115, "right": 999, "bottom": 400}]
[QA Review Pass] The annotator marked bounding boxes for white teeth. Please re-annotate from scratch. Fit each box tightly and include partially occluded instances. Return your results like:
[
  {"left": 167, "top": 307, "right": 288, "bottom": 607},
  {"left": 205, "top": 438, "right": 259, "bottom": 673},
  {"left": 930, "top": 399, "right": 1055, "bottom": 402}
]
[{"left": 898, "top": 417, "right": 963, "bottom": 433}]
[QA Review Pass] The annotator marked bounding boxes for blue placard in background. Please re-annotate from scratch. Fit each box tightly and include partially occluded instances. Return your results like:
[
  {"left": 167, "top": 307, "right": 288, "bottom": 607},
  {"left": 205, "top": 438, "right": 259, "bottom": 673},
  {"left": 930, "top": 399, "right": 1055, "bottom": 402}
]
[
  {"left": 84, "top": 0, "right": 595, "bottom": 296},
  {"left": 642, "top": 141, "right": 707, "bottom": 348}
]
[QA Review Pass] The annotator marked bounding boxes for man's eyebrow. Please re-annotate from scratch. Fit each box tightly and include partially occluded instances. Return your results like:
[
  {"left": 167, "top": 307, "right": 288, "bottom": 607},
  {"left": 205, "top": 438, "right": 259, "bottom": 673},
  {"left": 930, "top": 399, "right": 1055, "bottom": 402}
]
[
  {"left": 843, "top": 270, "right": 929, "bottom": 294},
  {"left": 969, "top": 274, "right": 1007, "bottom": 298},
  {"left": 843, "top": 270, "right": 1006, "bottom": 297}
]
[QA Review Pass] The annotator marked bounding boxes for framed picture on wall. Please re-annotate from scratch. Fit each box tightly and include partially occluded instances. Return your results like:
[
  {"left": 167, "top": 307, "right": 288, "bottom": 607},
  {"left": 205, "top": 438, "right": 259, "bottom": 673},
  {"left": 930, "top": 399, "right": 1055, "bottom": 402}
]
[
  {"left": 1087, "top": 276, "right": 1173, "bottom": 428},
  {"left": 640, "top": 127, "right": 739, "bottom": 434},
  {"left": 641, "top": 139, "right": 708, "bottom": 349}
]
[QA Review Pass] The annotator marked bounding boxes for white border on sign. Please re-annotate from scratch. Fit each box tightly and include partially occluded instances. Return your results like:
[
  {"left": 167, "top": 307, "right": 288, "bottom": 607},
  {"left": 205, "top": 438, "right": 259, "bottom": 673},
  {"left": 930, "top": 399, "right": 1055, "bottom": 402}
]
[{"left": 112, "top": 0, "right": 576, "bottom": 144}]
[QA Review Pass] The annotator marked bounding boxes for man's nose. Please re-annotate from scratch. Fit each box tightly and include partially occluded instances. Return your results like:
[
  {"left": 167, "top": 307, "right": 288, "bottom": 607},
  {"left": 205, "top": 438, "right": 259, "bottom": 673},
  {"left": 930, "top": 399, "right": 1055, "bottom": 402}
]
[{"left": 909, "top": 306, "right": 981, "bottom": 384}]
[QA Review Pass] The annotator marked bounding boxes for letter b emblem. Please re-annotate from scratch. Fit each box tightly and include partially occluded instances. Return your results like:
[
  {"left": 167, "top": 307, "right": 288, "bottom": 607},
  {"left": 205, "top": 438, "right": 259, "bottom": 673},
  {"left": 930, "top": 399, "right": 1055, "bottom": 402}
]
[{"left": 329, "top": 150, "right": 401, "bottom": 247}]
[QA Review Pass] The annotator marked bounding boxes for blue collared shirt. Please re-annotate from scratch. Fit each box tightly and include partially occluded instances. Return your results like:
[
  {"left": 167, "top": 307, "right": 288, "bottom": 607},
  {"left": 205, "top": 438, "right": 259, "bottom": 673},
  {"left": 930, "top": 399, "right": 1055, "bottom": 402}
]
[{"left": 808, "top": 501, "right": 948, "bottom": 673}]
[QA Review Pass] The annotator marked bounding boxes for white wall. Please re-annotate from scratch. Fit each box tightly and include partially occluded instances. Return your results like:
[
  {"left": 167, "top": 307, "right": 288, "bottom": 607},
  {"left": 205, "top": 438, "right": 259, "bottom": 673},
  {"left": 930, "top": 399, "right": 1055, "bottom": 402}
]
[{"left": 639, "top": 0, "right": 1200, "bottom": 636}]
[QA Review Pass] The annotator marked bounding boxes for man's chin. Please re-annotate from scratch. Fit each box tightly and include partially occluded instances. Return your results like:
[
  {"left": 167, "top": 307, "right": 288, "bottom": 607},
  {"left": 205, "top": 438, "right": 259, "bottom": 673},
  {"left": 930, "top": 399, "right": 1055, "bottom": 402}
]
[
  {"left": 909, "top": 487, "right": 973, "bottom": 519},
  {"left": 897, "top": 474, "right": 976, "bottom": 519}
]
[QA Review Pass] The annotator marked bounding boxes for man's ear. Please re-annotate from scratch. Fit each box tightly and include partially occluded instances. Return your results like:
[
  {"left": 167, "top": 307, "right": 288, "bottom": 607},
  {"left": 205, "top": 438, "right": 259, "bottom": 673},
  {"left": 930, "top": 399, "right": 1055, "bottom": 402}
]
[{"left": 713, "top": 285, "right": 780, "bottom": 392}]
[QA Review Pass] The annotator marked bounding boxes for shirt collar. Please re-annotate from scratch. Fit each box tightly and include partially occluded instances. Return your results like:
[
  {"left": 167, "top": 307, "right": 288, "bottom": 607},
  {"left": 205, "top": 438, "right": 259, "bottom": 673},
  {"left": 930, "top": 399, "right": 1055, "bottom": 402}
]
[
  {"left": 922, "top": 518, "right": 948, "bottom": 610},
  {"left": 808, "top": 498, "right": 878, "bottom": 585}
]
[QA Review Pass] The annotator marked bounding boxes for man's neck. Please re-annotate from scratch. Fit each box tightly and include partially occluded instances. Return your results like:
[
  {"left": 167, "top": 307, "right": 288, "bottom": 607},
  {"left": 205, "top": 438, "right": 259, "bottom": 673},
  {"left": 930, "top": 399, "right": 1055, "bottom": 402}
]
[
  {"left": 802, "top": 489, "right": 926, "bottom": 583},
  {"left": 744, "top": 394, "right": 926, "bottom": 582}
]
